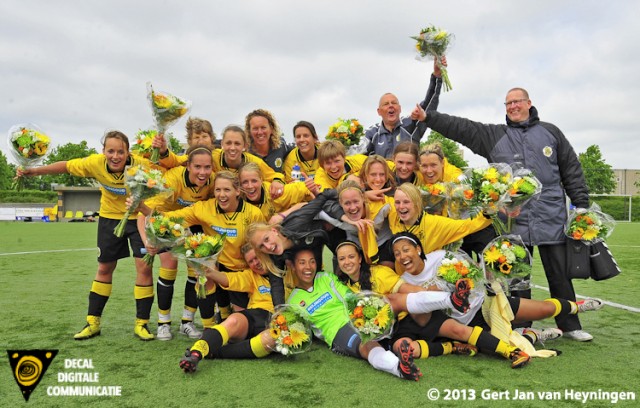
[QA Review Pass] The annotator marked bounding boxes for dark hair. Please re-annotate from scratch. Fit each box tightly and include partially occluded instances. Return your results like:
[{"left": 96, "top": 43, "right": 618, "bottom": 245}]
[
  {"left": 390, "top": 231, "right": 426, "bottom": 260},
  {"left": 101, "top": 130, "right": 130, "bottom": 151},
  {"left": 335, "top": 241, "right": 372, "bottom": 291},
  {"left": 292, "top": 121, "right": 318, "bottom": 141},
  {"left": 185, "top": 144, "right": 213, "bottom": 164}
]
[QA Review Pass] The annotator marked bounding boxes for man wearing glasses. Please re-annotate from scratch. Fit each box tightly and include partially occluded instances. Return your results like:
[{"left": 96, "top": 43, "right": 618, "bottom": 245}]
[{"left": 411, "top": 88, "right": 593, "bottom": 342}]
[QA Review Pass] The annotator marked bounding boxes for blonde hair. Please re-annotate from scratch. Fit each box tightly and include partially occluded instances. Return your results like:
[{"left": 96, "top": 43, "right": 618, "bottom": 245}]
[
  {"left": 221, "top": 125, "right": 249, "bottom": 147},
  {"left": 419, "top": 142, "right": 445, "bottom": 161},
  {"left": 245, "top": 109, "right": 282, "bottom": 150},
  {"left": 213, "top": 171, "right": 243, "bottom": 201},
  {"left": 336, "top": 180, "right": 371, "bottom": 221},
  {"left": 396, "top": 183, "right": 423, "bottom": 225},
  {"left": 238, "top": 162, "right": 263, "bottom": 181},
  {"left": 318, "top": 140, "right": 346, "bottom": 167},
  {"left": 246, "top": 222, "right": 288, "bottom": 277},
  {"left": 359, "top": 155, "right": 396, "bottom": 191}
]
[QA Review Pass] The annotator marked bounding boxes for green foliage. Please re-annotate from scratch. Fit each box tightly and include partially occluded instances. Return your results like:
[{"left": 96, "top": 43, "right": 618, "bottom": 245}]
[
  {"left": 0, "top": 150, "right": 15, "bottom": 190},
  {"left": 421, "top": 131, "right": 468, "bottom": 169},
  {"left": 168, "top": 135, "right": 184, "bottom": 154},
  {"left": 0, "top": 190, "right": 57, "bottom": 203},
  {"left": 591, "top": 195, "right": 640, "bottom": 222},
  {"left": 41, "top": 141, "right": 98, "bottom": 188},
  {"left": 579, "top": 145, "right": 616, "bottom": 194}
]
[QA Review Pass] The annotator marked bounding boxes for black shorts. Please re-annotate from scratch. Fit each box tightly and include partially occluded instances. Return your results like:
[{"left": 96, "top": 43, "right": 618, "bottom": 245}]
[
  {"left": 377, "top": 240, "right": 395, "bottom": 265},
  {"left": 97, "top": 217, "right": 144, "bottom": 263},
  {"left": 218, "top": 264, "right": 249, "bottom": 309},
  {"left": 331, "top": 323, "right": 362, "bottom": 359},
  {"left": 237, "top": 308, "right": 271, "bottom": 338},
  {"left": 390, "top": 311, "right": 449, "bottom": 343},
  {"left": 467, "top": 296, "right": 521, "bottom": 329}
]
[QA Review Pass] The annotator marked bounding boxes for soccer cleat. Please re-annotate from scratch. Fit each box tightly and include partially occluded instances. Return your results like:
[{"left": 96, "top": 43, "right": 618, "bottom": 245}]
[
  {"left": 451, "top": 341, "right": 478, "bottom": 357},
  {"left": 577, "top": 298, "right": 604, "bottom": 313},
  {"left": 179, "top": 349, "right": 202, "bottom": 373},
  {"left": 74, "top": 316, "right": 101, "bottom": 340},
  {"left": 180, "top": 322, "right": 202, "bottom": 339},
  {"left": 563, "top": 329, "right": 594, "bottom": 342},
  {"left": 157, "top": 324, "right": 173, "bottom": 341},
  {"left": 520, "top": 327, "right": 563, "bottom": 345},
  {"left": 397, "top": 340, "right": 422, "bottom": 381},
  {"left": 509, "top": 349, "right": 530, "bottom": 369},
  {"left": 450, "top": 279, "right": 471, "bottom": 313},
  {"left": 134, "top": 320, "right": 155, "bottom": 341}
]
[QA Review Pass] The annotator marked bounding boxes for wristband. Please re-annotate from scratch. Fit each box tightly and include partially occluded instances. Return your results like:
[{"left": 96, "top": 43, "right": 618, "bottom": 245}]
[{"left": 279, "top": 213, "right": 287, "bottom": 220}]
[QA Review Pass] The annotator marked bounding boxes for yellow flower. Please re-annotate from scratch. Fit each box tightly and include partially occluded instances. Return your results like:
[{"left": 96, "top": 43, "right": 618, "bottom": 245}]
[
  {"left": 353, "top": 318, "right": 365, "bottom": 328},
  {"left": 484, "top": 246, "right": 502, "bottom": 266},
  {"left": 484, "top": 167, "right": 499, "bottom": 182},
  {"left": 153, "top": 94, "right": 172, "bottom": 109},
  {"left": 270, "top": 326, "right": 281, "bottom": 339},
  {"left": 34, "top": 142, "right": 48, "bottom": 156},
  {"left": 289, "top": 328, "right": 309, "bottom": 347},
  {"left": 582, "top": 228, "right": 598, "bottom": 241},
  {"left": 375, "top": 304, "right": 391, "bottom": 328}
]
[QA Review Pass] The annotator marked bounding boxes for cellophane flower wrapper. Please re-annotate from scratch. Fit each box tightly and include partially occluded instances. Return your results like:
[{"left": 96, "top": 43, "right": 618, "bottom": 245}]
[
  {"left": 345, "top": 291, "right": 395, "bottom": 343},
  {"left": 325, "top": 118, "right": 364, "bottom": 148},
  {"left": 131, "top": 128, "right": 174, "bottom": 160},
  {"left": 411, "top": 25, "right": 454, "bottom": 91},
  {"left": 420, "top": 182, "right": 449, "bottom": 214},
  {"left": 436, "top": 251, "right": 485, "bottom": 302},
  {"left": 446, "top": 182, "right": 474, "bottom": 219},
  {"left": 463, "top": 163, "right": 513, "bottom": 235},
  {"left": 8, "top": 123, "right": 51, "bottom": 191},
  {"left": 142, "top": 211, "right": 187, "bottom": 266},
  {"left": 565, "top": 203, "right": 615, "bottom": 244},
  {"left": 146, "top": 82, "right": 191, "bottom": 162},
  {"left": 267, "top": 304, "right": 313, "bottom": 356},
  {"left": 113, "top": 165, "right": 173, "bottom": 237},
  {"left": 481, "top": 234, "right": 532, "bottom": 294},
  {"left": 504, "top": 167, "right": 542, "bottom": 213},
  {"left": 171, "top": 233, "right": 225, "bottom": 298}
]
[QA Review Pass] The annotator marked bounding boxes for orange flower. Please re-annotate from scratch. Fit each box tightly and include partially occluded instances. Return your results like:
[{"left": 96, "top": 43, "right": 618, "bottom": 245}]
[
  {"left": 352, "top": 306, "right": 364, "bottom": 319},
  {"left": 464, "top": 190, "right": 474, "bottom": 200},
  {"left": 276, "top": 315, "right": 287, "bottom": 327},
  {"left": 146, "top": 179, "right": 157, "bottom": 188},
  {"left": 283, "top": 336, "right": 294, "bottom": 346}
]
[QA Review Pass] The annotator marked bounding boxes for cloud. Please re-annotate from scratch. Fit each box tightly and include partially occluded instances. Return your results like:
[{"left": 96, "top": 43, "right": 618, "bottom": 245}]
[{"left": 1, "top": 0, "right": 639, "bottom": 171}]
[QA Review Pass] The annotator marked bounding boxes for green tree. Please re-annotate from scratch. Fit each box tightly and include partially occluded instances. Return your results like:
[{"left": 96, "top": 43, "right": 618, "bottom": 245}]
[
  {"left": 420, "top": 131, "right": 469, "bottom": 170},
  {"left": 41, "top": 141, "right": 98, "bottom": 188},
  {"left": 168, "top": 135, "right": 184, "bottom": 154},
  {"left": 0, "top": 150, "right": 16, "bottom": 190},
  {"left": 578, "top": 145, "right": 616, "bottom": 194}
]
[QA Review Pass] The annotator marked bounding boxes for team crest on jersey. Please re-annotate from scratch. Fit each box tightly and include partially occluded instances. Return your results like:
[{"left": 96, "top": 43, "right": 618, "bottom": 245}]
[
  {"left": 275, "top": 158, "right": 283, "bottom": 169},
  {"left": 543, "top": 146, "right": 553, "bottom": 157},
  {"left": 299, "top": 300, "right": 306, "bottom": 307}
]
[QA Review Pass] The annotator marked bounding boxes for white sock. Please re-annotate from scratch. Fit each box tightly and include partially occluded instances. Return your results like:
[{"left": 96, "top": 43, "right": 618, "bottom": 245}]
[
  {"left": 405, "top": 291, "right": 452, "bottom": 314},
  {"left": 182, "top": 309, "right": 195, "bottom": 321},
  {"left": 367, "top": 346, "right": 401, "bottom": 378},
  {"left": 158, "top": 311, "right": 171, "bottom": 324}
]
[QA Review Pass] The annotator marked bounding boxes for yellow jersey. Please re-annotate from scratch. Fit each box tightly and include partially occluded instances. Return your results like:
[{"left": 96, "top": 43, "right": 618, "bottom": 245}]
[
  {"left": 144, "top": 166, "right": 214, "bottom": 212},
  {"left": 283, "top": 145, "right": 320, "bottom": 182},
  {"left": 66, "top": 154, "right": 152, "bottom": 220},
  {"left": 313, "top": 154, "right": 368, "bottom": 191},
  {"left": 164, "top": 199, "right": 265, "bottom": 271},
  {"left": 247, "top": 181, "right": 313, "bottom": 220},
  {"left": 344, "top": 264, "right": 404, "bottom": 295},
  {"left": 222, "top": 270, "right": 274, "bottom": 312}
]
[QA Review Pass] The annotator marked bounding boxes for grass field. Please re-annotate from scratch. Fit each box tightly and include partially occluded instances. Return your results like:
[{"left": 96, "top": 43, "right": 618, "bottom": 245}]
[{"left": 0, "top": 221, "right": 639, "bottom": 407}]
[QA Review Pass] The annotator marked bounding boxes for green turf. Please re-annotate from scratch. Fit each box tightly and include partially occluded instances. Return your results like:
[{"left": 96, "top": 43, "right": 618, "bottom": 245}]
[{"left": 0, "top": 221, "right": 638, "bottom": 407}]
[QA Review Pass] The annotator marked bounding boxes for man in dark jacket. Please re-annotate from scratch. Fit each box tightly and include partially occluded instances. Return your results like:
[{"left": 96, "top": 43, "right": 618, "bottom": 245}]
[{"left": 411, "top": 88, "right": 593, "bottom": 341}]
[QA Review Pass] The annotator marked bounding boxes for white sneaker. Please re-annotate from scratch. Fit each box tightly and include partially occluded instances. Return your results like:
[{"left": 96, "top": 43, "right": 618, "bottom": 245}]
[
  {"left": 521, "top": 327, "right": 563, "bottom": 344},
  {"left": 563, "top": 330, "right": 594, "bottom": 342},
  {"left": 156, "top": 324, "right": 173, "bottom": 341},
  {"left": 179, "top": 322, "right": 202, "bottom": 339},
  {"left": 577, "top": 298, "right": 604, "bottom": 313}
]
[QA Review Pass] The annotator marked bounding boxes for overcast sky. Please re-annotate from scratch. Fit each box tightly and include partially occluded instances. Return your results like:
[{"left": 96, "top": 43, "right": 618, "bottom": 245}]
[{"left": 2, "top": 0, "right": 638, "bottom": 170}]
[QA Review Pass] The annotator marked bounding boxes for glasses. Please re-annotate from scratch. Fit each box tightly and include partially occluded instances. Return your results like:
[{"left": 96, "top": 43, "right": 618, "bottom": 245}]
[{"left": 504, "top": 98, "right": 528, "bottom": 107}]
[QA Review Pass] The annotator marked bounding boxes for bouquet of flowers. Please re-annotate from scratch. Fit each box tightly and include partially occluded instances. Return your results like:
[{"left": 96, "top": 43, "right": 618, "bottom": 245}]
[
  {"left": 171, "top": 233, "right": 225, "bottom": 298},
  {"left": 267, "top": 304, "right": 313, "bottom": 356},
  {"left": 437, "top": 251, "right": 484, "bottom": 290},
  {"left": 8, "top": 124, "right": 51, "bottom": 191},
  {"left": 463, "top": 163, "right": 513, "bottom": 234},
  {"left": 146, "top": 82, "right": 191, "bottom": 162},
  {"left": 345, "top": 291, "right": 395, "bottom": 343},
  {"left": 447, "top": 182, "right": 474, "bottom": 219},
  {"left": 504, "top": 167, "right": 542, "bottom": 231},
  {"left": 481, "top": 235, "right": 532, "bottom": 293},
  {"left": 113, "top": 165, "right": 172, "bottom": 237},
  {"left": 326, "top": 118, "right": 364, "bottom": 148},
  {"left": 131, "top": 128, "right": 174, "bottom": 160},
  {"left": 411, "top": 24, "right": 454, "bottom": 91},
  {"left": 420, "top": 182, "right": 449, "bottom": 215},
  {"left": 142, "top": 211, "right": 187, "bottom": 266},
  {"left": 566, "top": 203, "right": 615, "bottom": 244}
]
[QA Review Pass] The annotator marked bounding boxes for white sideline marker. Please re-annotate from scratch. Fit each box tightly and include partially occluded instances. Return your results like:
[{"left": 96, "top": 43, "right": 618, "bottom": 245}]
[
  {"left": 0, "top": 248, "right": 95, "bottom": 256},
  {"left": 532, "top": 284, "right": 640, "bottom": 313}
]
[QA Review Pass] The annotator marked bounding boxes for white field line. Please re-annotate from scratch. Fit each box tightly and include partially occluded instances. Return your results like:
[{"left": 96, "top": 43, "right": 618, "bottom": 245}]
[
  {"left": 0, "top": 248, "right": 95, "bottom": 256},
  {"left": 531, "top": 284, "right": 640, "bottom": 313}
]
